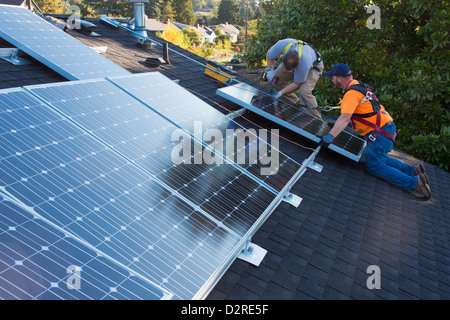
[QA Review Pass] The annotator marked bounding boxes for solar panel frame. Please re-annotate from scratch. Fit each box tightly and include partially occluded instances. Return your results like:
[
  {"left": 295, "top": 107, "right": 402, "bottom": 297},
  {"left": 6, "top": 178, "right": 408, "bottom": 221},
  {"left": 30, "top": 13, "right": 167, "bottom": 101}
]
[
  {"left": 0, "top": 4, "right": 130, "bottom": 81},
  {"left": 216, "top": 82, "right": 367, "bottom": 162}
]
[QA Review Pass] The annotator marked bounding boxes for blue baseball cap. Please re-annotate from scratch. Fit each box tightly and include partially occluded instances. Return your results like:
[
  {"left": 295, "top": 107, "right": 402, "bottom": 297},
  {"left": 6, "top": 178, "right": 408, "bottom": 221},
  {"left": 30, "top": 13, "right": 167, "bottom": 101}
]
[{"left": 325, "top": 63, "right": 352, "bottom": 77}]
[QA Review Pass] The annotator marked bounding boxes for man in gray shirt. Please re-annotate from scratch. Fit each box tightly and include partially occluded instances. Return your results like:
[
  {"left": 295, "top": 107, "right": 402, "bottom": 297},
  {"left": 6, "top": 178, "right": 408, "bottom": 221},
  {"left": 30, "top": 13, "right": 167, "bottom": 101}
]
[{"left": 265, "top": 38, "right": 324, "bottom": 118}]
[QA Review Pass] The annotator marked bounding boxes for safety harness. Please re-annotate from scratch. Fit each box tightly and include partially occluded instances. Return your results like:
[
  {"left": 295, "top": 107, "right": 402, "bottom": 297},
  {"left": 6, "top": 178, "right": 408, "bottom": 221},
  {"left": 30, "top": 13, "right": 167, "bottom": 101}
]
[
  {"left": 281, "top": 40, "right": 322, "bottom": 72},
  {"left": 344, "top": 82, "right": 397, "bottom": 142}
]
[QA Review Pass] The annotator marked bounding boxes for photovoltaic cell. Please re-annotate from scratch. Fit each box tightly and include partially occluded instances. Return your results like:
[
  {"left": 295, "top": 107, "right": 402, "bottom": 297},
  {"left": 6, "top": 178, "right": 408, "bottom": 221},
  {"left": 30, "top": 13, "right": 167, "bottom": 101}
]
[
  {"left": 0, "top": 88, "right": 242, "bottom": 299},
  {"left": 25, "top": 78, "right": 278, "bottom": 237},
  {"left": 0, "top": 4, "right": 130, "bottom": 80},
  {"left": 107, "top": 72, "right": 302, "bottom": 192},
  {"left": 0, "top": 197, "right": 168, "bottom": 300},
  {"left": 216, "top": 82, "right": 367, "bottom": 161}
]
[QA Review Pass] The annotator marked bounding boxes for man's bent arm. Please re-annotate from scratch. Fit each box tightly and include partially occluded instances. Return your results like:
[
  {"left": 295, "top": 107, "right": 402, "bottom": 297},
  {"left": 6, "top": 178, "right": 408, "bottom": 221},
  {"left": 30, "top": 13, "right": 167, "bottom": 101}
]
[
  {"left": 280, "top": 82, "right": 302, "bottom": 96},
  {"left": 329, "top": 113, "right": 352, "bottom": 137}
]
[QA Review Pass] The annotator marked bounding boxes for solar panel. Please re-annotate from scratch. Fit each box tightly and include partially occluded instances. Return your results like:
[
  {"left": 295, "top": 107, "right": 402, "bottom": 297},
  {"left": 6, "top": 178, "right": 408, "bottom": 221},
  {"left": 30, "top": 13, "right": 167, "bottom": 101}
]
[
  {"left": 106, "top": 72, "right": 302, "bottom": 192},
  {"left": 0, "top": 87, "right": 243, "bottom": 299},
  {"left": 0, "top": 196, "right": 170, "bottom": 300},
  {"left": 25, "top": 78, "right": 279, "bottom": 237},
  {"left": 216, "top": 82, "right": 367, "bottom": 162},
  {"left": 0, "top": 4, "right": 130, "bottom": 80}
]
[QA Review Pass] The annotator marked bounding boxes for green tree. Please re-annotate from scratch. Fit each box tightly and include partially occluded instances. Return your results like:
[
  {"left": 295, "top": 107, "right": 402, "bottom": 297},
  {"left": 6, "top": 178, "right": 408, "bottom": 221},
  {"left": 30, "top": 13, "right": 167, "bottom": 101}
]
[
  {"left": 244, "top": 0, "right": 449, "bottom": 171},
  {"left": 145, "top": 0, "right": 163, "bottom": 19},
  {"left": 160, "top": 0, "right": 175, "bottom": 22},
  {"left": 173, "top": 0, "right": 196, "bottom": 25},
  {"left": 217, "top": 0, "right": 239, "bottom": 24},
  {"left": 35, "top": 0, "right": 64, "bottom": 14},
  {"left": 90, "top": 0, "right": 133, "bottom": 17},
  {"left": 182, "top": 27, "right": 203, "bottom": 46}
]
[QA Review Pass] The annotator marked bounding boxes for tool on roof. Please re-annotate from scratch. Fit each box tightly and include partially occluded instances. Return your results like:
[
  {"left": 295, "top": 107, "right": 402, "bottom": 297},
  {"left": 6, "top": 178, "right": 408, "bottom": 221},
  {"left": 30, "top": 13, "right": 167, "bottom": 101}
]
[{"left": 204, "top": 60, "right": 238, "bottom": 85}]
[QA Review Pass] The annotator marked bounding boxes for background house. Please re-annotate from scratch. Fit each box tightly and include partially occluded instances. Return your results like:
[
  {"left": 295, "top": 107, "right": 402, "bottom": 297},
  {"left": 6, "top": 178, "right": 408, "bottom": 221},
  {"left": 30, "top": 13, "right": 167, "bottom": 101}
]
[{"left": 216, "top": 22, "right": 240, "bottom": 42}]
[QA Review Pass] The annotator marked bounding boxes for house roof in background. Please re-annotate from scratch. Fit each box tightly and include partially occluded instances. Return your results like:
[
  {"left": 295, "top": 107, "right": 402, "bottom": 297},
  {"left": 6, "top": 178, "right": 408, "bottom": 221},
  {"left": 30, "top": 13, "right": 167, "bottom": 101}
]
[
  {"left": 0, "top": 14, "right": 449, "bottom": 300},
  {"left": 217, "top": 22, "right": 240, "bottom": 35}
]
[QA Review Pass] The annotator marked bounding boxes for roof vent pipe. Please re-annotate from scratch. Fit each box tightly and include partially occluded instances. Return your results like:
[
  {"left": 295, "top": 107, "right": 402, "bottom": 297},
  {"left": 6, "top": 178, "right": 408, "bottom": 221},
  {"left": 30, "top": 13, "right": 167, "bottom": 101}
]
[{"left": 130, "top": 0, "right": 150, "bottom": 47}]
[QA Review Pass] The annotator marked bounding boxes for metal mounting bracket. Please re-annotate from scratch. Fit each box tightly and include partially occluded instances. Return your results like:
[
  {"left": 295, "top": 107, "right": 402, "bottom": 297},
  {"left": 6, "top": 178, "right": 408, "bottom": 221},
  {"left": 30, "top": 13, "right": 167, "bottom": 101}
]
[
  {"left": 283, "top": 193, "right": 302, "bottom": 207},
  {"left": 303, "top": 159, "right": 323, "bottom": 173},
  {"left": 0, "top": 48, "right": 31, "bottom": 65},
  {"left": 238, "top": 241, "right": 267, "bottom": 267}
]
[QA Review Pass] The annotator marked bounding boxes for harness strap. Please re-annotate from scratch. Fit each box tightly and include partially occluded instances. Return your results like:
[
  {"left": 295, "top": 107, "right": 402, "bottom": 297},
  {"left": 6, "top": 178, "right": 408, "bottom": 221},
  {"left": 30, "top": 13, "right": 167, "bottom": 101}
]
[
  {"left": 281, "top": 40, "right": 322, "bottom": 70},
  {"left": 352, "top": 113, "right": 397, "bottom": 142},
  {"left": 346, "top": 82, "right": 396, "bottom": 142}
]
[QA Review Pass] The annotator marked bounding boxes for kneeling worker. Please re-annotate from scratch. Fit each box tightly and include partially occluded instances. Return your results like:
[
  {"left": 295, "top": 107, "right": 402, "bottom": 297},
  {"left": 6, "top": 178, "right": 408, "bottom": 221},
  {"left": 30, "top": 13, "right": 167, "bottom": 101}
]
[
  {"left": 320, "top": 63, "right": 431, "bottom": 199},
  {"left": 264, "top": 38, "right": 324, "bottom": 119}
]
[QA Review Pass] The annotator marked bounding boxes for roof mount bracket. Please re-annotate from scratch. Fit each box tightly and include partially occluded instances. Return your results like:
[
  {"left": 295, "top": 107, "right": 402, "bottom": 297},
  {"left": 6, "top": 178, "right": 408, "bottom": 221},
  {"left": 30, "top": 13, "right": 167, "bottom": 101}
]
[
  {"left": 0, "top": 48, "right": 31, "bottom": 65},
  {"left": 304, "top": 159, "right": 323, "bottom": 173},
  {"left": 238, "top": 241, "right": 267, "bottom": 267},
  {"left": 283, "top": 193, "right": 302, "bottom": 207}
]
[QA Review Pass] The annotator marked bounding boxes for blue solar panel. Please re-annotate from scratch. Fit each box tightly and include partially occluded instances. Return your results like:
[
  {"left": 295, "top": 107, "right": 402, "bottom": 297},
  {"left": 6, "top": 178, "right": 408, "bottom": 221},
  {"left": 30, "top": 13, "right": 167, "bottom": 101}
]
[
  {"left": 0, "top": 197, "right": 169, "bottom": 300},
  {"left": 216, "top": 82, "right": 367, "bottom": 162},
  {"left": 0, "top": 87, "right": 242, "bottom": 299},
  {"left": 106, "top": 72, "right": 302, "bottom": 192},
  {"left": 25, "top": 78, "right": 278, "bottom": 237},
  {"left": 0, "top": 4, "right": 130, "bottom": 80}
]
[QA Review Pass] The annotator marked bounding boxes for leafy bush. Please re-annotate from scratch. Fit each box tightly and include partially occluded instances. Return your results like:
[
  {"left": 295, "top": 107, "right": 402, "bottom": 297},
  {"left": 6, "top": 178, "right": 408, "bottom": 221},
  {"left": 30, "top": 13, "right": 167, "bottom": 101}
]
[{"left": 244, "top": 0, "right": 449, "bottom": 171}]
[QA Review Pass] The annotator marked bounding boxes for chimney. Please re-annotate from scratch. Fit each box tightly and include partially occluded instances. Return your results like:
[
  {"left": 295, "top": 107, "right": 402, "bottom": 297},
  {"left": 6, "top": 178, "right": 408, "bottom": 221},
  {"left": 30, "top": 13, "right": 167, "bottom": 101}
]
[
  {"left": 129, "top": 0, "right": 152, "bottom": 48},
  {"left": 129, "top": 0, "right": 148, "bottom": 38}
]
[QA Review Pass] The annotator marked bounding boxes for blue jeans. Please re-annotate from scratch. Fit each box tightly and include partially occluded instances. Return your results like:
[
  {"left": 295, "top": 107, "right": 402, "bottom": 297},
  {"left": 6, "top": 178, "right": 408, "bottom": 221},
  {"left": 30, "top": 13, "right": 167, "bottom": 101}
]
[{"left": 364, "top": 123, "right": 418, "bottom": 191}]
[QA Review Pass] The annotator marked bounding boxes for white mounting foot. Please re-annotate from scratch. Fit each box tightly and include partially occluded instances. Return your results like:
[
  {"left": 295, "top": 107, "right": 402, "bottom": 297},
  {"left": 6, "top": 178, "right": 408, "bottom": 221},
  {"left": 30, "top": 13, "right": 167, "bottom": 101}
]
[
  {"left": 304, "top": 160, "right": 323, "bottom": 173},
  {"left": 238, "top": 242, "right": 267, "bottom": 267},
  {"left": 283, "top": 193, "right": 302, "bottom": 207}
]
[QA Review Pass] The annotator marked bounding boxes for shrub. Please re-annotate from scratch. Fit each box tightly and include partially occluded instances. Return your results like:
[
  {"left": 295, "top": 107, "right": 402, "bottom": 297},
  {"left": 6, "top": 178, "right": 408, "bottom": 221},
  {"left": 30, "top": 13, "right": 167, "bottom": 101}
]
[{"left": 243, "top": 0, "right": 449, "bottom": 171}]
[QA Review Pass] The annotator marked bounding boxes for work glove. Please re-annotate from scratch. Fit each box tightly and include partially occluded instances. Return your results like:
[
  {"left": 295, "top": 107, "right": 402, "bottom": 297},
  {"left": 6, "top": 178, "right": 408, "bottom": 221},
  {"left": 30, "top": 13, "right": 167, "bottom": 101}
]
[
  {"left": 266, "top": 70, "right": 276, "bottom": 82},
  {"left": 270, "top": 91, "right": 282, "bottom": 100},
  {"left": 319, "top": 133, "right": 334, "bottom": 148}
]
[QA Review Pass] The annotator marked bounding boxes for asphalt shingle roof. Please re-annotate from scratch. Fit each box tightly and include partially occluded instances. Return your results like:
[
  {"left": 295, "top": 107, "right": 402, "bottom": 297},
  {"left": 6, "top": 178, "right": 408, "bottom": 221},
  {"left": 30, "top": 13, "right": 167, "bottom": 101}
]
[{"left": 1, "top": 15, "right": 449, "bottom": 300}]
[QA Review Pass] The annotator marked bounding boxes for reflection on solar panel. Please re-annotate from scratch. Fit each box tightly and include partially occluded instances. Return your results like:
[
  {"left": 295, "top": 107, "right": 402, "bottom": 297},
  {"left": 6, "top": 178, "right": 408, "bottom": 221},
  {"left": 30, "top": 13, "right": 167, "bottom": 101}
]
[
  {"left": 107, "top": 72, "right": 302, "bottom": 192},
  {"left": 25, "top": 78, "right": 278, "bottom": 237},
  {"left": 0, "top": 87, "right": 243, "bottom": 299},
  {"left": 0, "top": 4, "right": 130, "bottom": 80},
  {"left": 0, "top": 197, "right": 169, "bottom": 300},
  {"left": 216, "top": 82, "right": 367, "bottom": 162}
]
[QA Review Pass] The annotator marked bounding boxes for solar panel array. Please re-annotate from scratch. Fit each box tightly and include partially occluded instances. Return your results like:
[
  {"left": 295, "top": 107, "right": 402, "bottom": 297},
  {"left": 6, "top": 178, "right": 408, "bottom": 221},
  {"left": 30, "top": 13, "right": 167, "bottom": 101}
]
[
  {"left": 216, "top": 82, "right": 367, "bottom": 162},
  {"left": 107, "top": 72, "right": 301, "bottom": 193},
  {"left": 0, "top": 4, "right": 130, "bottom": 80},
  {"left": 0, "top": 5, "right": 306, "bottom": 299},
  {"left": 1, "top": 73, "right": 303, "bottom": 300}
]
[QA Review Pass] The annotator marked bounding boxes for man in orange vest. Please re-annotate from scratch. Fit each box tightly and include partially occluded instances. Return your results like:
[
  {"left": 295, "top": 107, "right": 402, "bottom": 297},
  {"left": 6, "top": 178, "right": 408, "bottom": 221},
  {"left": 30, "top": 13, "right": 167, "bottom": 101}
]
[
  {"left": 320, "top": 63, "right": 431, "bottom": 199},
  {"left": 264, "top": 38, "right": 323, "bottom": 118}
]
